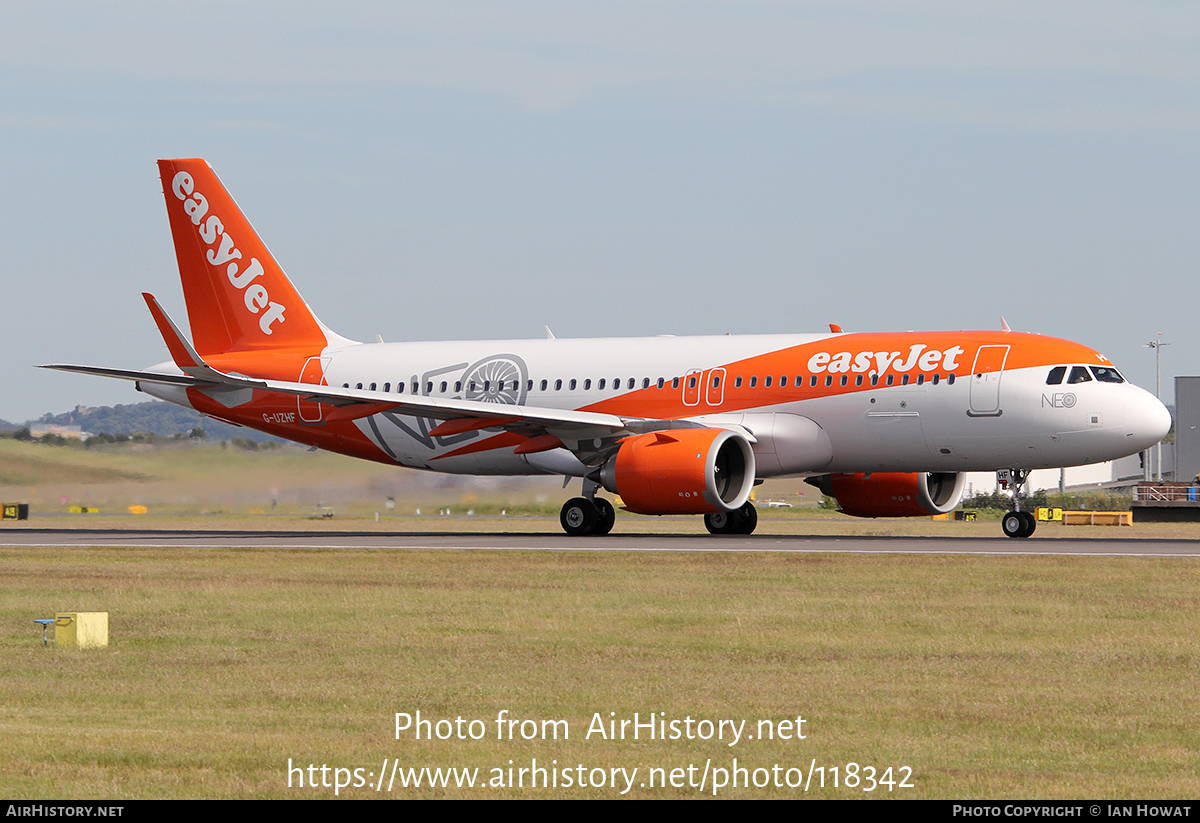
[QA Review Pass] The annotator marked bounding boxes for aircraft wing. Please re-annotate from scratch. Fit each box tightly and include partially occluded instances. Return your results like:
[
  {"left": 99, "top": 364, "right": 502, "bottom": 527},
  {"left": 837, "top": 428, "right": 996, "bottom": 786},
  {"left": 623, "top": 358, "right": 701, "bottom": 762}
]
[
  {"left": 40, "top": 294, "right": 658, "bottom": 437},
  {"left": 41, "top": 293, "right": 729, "bottom": 468},
  {"left": 40, "top": 360, "right": 637, "bottom": 430}
]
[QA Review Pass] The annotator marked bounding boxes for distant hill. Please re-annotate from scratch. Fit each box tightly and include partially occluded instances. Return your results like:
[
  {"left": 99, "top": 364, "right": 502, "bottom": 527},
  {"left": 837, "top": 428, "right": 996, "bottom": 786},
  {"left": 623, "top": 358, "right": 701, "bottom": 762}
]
[{"left": 29, "top": 401, "right": 284, "bottom": 443}]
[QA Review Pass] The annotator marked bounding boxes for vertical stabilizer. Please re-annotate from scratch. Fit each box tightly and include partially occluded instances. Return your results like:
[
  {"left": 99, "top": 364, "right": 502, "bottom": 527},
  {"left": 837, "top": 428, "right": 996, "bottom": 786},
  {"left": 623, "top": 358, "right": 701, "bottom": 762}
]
[{"left": 157, "top": 158, "right": 339, "bottom": 356}]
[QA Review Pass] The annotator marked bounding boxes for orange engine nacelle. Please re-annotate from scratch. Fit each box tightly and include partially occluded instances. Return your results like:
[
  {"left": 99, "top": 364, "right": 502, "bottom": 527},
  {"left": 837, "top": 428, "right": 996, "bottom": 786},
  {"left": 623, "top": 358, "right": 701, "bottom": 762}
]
[
  {"left": 808, "top": 472, "right": 966, "bottom": 518},
  {"left": 597, "top": 428, "right": 756, "bottom": 515}
]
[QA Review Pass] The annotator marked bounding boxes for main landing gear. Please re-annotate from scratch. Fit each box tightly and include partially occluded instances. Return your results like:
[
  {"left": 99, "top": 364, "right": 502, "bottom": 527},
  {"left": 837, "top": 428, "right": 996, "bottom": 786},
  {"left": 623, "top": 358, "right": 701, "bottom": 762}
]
[
  {"left": 557, "top": 481, "right": 760, "bottom": 537},
  {"left": 1001, "top": 468, "right": 1037, "bottom": 539},
  {"left": 559, "top": 496, "right": 615, "bottom": 537},
  {"left": 703, "top": 502, "right": 758, "bottom": 535}
]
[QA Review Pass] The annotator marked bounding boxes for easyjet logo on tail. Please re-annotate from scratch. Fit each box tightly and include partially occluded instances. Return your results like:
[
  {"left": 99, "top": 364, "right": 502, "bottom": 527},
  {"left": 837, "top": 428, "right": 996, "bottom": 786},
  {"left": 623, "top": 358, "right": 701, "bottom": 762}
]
[{"left": 171, "top": 171, "right": 286, "bottom": 335}]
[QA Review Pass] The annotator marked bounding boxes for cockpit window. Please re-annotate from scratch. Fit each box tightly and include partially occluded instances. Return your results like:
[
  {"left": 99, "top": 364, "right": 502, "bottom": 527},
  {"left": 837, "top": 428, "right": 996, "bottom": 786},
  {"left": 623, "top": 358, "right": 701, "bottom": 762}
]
[
  {"left": 1090, "top": 366, "right": 1124, "bottom": 383},
  {"left": 1067, "top": 366, "right": 1093, "bottom": 384},
  {"left": 1046, "top": 366, "right": 1066, "bottom": 385}
]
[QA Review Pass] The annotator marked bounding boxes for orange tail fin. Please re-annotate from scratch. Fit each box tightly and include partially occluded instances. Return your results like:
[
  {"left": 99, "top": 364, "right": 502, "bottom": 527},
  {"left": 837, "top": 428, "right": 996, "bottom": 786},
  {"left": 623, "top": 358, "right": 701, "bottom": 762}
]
[{"left": 157, "top": 158, "right": 341, "bottom": 357}]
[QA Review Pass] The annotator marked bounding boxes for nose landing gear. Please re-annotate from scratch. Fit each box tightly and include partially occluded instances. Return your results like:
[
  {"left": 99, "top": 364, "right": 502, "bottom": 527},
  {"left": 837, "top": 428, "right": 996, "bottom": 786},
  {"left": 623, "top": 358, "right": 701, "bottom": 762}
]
[{"left": 1000, "top": 469, "right": 1037, "bottom": 538}]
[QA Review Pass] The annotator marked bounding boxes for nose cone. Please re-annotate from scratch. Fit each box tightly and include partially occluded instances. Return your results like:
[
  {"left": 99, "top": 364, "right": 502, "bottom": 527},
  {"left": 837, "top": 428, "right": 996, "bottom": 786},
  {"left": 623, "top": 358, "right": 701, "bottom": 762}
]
[{"left": 1126, "top": 387, "right": 1172, "bottom": 452}]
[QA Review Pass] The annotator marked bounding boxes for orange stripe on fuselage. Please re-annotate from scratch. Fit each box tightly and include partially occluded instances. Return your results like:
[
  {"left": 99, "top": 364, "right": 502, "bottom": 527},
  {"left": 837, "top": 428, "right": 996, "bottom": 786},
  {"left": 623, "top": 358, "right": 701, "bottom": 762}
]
[{"left": 579, "top": 331, "right": 1103, "bottom": 420}]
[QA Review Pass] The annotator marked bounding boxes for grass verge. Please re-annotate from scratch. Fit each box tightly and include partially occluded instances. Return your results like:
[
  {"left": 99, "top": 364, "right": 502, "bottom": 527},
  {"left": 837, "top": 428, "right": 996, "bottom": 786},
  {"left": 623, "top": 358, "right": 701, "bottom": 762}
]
[{"left": 2, "top": 547, "right": 1197, "bottom": 798}]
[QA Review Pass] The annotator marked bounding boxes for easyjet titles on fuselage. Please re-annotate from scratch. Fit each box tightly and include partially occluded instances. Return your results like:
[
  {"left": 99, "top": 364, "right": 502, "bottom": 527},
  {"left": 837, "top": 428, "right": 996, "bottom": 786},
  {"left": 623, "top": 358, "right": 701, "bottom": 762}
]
[
  {"left": 170, "top": 170, "right": 287, "bottom": 335},
  {"left": 806, "top": 344, "right": 965, "bottom": 377}
]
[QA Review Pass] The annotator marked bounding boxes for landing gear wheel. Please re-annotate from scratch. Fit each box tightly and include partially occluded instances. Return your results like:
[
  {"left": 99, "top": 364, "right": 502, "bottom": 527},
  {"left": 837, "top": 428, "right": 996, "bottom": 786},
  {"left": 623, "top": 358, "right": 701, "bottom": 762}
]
[
  {"left": 1002, "top": 510, "right": 1035, "bottom": 538},
  {"left": 560, "top": 497, "right": 598, "bottom": 536},
  {"left": 593, "top": 498, "right": 616, "bottom": 536},
  {"left": 705, "top": 503, "right": 759, "bottom": 535},
  {"left": 736, "top": 502, "right": 758, "bottom": 535},
  {"left": 704, "top": 510, "right": 742, "bottom": 535}
]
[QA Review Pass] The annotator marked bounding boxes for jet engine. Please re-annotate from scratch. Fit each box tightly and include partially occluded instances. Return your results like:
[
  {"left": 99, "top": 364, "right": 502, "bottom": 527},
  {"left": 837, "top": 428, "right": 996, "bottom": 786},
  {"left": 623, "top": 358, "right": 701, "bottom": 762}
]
[
  {"left": 594, "top": 428, "right": 756, "bottom": 515},
  {"left": 806, "top": 472, "right": 966, "bottom": 518}
]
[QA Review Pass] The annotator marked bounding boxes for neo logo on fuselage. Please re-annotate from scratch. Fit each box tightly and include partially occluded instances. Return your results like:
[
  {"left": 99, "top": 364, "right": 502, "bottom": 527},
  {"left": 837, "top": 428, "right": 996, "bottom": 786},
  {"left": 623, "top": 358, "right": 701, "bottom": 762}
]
[
  {"left": 1042, "top": 393, "right": 1077, "bottom": 408},
  {"left": 171, "top": 171, "right": 287, "bottom": 335}
]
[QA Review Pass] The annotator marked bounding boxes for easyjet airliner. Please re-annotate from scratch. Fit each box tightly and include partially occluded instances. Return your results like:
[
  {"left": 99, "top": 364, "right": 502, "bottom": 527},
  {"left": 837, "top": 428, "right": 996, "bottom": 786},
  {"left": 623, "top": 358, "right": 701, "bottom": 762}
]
[{"left": 44, "top": 159, "right": 1171, "bottom": 539}]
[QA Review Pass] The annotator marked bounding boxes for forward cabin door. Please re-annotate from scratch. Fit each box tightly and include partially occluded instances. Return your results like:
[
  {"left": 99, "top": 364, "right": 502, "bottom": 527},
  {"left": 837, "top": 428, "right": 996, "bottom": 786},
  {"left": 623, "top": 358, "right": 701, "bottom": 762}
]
[{"left": 968, "top": 345, "right": 1009, "bottom": 417}]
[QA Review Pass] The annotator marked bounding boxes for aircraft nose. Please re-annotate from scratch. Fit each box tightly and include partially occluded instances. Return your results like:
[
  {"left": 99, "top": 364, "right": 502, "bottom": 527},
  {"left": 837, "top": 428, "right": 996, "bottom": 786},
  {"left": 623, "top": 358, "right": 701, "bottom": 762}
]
[{"left": 1126, "top": 388, "right": 1172, "bottom": 451}]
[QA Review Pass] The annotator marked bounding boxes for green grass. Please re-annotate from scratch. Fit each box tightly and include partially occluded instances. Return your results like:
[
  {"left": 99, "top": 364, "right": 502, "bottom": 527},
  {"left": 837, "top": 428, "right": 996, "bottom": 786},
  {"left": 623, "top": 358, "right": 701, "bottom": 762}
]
[{"left": 2, "top": 548, "right": 1197, "bottom": 798}]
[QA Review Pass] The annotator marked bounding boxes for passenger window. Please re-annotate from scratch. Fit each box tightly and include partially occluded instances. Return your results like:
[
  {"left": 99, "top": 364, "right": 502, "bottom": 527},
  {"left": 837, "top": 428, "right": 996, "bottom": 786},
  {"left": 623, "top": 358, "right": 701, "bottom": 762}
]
[
  {"left": 412, "top": 381, "right": 419, "bottom": 394},
  {"left": 780, "top": 376, "right": 788, "bottom": 387},
  {"left": 1067, "top": 366, "right": 1093, "bottom": 384},
  {"left": 711, "top": 376, "right": 719, "bottom": 388},
  {"left": 916, "top": 374, "right": 924, "bottom": 386},
  {"left": 750, "top": 376, "right": 757, "bottom": 388},
  {"left": 383, "top": 382, "right": 390, "bottom": 392},
  {"left": 598, "top": 379, "right": 606, "bottom": 390},
  {"left": 735, "top": 376, "right": 742, "bottom": 388},
  {"left": 643, "top": 378, "right": 650, "bottom": 389},
  {"left": 440, "top": 381, "right": 448, "bottom": 393},
  {"left": 356, "top": 382, "right": 363, "bottom": 390},
  {"left": 671, "top": 377, "right": 680, "bottom": 389},
  {"left": 886, "top": 375, "right": 894, "bottom": 386},
  {"left": 855, "top": 375, "right": 863, "bottom": 386},
  {"left": 396, "top": 382, "right": 403, "bottom": 393},
  {"left": 657, "top": 378, "right": 664, "bottom": 389},
  {"left": 932, "top": 374, "right": 940, "bottom": 385},
  {"left": 840, "top": 375, "right": 848, "bottom": 386},
  {"left": 1046, "top": 366, "right": 1067, "bottom": 385},
  {"left": 628, "top": 378, "right": 635, "bottom": 389},
  {"left": 455, "top": 381, "right": 463, "bottom": 393},
  {"left": 555, "top": 380, "right": 562, "bottom": 390},
  {"left": 540, "top": 380, "right": 548, "bottom": 391},
  {"left": 688, "top": 376, "right": 697, "bottom": 389},
  {"left": 947, "top": 374, "right": 956, "bottom": 385},
  {"left": 901, "top": 374, "right": 909, "bottom": 386},
  {"left": 810, "top": 376, "right": 818, "bottom": 387},
  {"left": 1091, "top": 367, "right": 1124, "bottom": 383},
  {"left": 584, "top": 379, "right": 592, "bottom": 390},
  {"left": 764, "top": 376, "right": 772, "bottom": 388},
  {"left": 870, "top": 374, "right": 878, "bottom": 386},
  {"left": 825, "top": 375, "right": 833, "bottom": 387},
  {"left": 569, "top": 379, "right": 577, "bottom": 390}
]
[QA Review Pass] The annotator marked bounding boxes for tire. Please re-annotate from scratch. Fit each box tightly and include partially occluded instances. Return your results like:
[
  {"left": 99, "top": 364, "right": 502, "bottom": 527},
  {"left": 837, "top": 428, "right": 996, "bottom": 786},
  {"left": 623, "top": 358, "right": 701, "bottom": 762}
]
[
  {"left": 593, "top": 498, "right": 616, "bottom": 536},
  {"left": 704, "top": 510, "right": 741, "bottom": 534},
  {"left": 736, "top": 502, "right": 758, "bottom": 535},
  {"left": 560, "top": 497, "right": 598, "bottom": 536},
  {"left": 1019, "top": 511, "right": 1037, "bottom": 538},
  {"left": 1002, "top": 511, "right": 1025, "bottom": 538}
]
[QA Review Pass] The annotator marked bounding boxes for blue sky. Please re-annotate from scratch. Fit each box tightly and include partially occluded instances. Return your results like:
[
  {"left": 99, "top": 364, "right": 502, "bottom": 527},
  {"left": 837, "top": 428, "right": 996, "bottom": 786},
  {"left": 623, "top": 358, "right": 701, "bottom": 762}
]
[{"left": 2, "top": 1, "right": 1197, "bottom": 422}]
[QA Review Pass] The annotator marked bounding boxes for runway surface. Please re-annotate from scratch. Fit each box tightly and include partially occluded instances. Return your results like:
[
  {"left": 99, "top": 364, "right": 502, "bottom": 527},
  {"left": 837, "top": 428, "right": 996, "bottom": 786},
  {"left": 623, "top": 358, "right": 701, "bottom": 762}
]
[{"left": 1, "top": 529, "right": 1198, "bottom": 557}]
